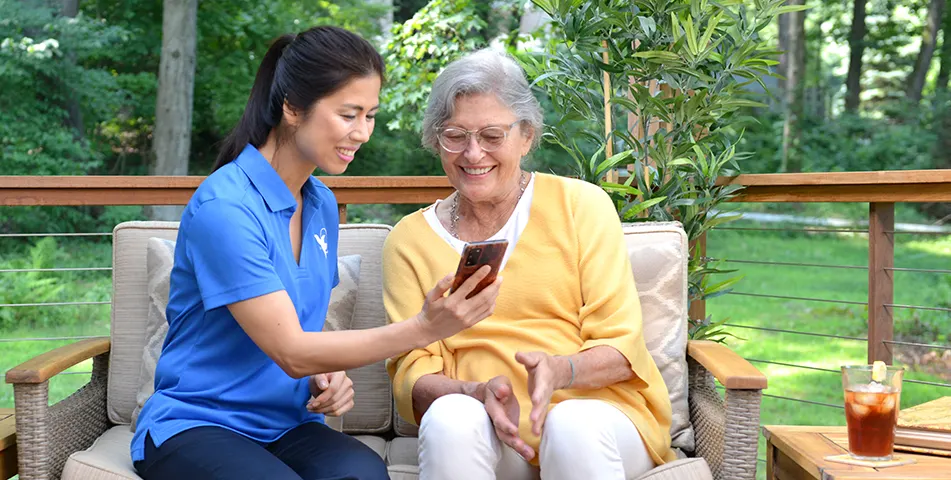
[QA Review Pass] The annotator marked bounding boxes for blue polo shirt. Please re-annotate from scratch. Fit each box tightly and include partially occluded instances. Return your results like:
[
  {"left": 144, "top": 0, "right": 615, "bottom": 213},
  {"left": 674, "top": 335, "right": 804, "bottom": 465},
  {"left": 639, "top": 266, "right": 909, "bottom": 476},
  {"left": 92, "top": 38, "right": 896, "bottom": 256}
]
[{"left": 131, "top": 144, "right": 340, "bottom": 462}]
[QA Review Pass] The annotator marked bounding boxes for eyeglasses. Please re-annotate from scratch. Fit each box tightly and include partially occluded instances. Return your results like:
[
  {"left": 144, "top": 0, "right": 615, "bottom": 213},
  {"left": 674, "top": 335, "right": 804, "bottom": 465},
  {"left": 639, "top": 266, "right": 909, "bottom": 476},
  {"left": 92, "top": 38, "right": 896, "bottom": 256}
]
[{"left": 436, "top": 121, "right": 520, "bottom": 153}]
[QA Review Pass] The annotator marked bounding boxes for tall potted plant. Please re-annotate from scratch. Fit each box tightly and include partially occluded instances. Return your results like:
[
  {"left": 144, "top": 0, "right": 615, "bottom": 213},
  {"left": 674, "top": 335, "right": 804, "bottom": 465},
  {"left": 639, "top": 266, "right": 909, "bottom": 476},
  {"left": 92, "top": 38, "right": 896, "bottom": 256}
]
[{"left": 523, "top": 0, "right": 798, "bottom": 341}]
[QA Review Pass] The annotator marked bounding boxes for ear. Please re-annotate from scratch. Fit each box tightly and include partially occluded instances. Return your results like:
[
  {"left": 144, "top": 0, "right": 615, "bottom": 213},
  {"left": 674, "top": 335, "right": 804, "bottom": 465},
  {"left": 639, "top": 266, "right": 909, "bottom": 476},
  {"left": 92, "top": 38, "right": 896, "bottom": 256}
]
[
  {"left": 519, "top": 126, "right": 535, "bottom": 157},
  {"left": 282, "top": 100, "right": 303, "bottom": 128}
]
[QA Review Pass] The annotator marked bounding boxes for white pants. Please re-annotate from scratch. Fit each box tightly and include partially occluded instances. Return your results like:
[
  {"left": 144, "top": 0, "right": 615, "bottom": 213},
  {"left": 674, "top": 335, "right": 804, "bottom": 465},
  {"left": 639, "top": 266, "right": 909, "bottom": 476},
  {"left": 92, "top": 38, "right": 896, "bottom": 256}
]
[{"left": 418, "top": 394, "right": 655, "bottom": 480}]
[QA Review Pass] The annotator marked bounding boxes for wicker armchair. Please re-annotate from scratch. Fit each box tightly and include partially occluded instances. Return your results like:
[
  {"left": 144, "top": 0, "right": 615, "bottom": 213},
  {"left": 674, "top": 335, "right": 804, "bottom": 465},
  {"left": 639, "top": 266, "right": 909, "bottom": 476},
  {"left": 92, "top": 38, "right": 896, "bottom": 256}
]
[{"left": 5, "top": 221, "right": 766, "bottom": 480}]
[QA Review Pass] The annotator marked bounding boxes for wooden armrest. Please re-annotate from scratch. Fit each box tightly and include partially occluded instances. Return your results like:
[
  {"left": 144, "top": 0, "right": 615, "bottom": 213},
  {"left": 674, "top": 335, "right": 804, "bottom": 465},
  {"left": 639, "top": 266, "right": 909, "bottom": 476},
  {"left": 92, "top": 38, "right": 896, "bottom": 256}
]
[
  {"left": 5, "top": 337, "right": 110, "bottom": 384},
  {"left": 687, "top": 340, "right": 767, "bottom": 390}
]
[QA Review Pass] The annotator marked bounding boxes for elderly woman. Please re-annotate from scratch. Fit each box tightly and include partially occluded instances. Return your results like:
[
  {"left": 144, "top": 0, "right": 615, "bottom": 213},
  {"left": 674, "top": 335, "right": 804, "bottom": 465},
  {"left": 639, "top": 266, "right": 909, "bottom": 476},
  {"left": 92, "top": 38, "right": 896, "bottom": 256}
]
[{"left": 383, "top": 49, "right": 676, "bottom": 480}]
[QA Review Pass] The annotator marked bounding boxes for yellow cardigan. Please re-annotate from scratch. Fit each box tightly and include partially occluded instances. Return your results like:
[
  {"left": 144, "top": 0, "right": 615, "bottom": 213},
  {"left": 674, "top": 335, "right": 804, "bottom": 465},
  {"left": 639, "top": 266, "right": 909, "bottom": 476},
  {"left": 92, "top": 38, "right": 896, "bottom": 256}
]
[{"left": 383, "top": 173, "right": 675, "bottom": 465}]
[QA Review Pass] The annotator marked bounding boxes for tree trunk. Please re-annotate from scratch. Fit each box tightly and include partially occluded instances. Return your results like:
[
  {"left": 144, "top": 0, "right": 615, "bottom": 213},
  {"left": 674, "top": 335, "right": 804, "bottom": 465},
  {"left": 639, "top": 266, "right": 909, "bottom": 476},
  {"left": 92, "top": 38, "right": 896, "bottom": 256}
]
[
  {"left": 845, "top": 0, "right": 867, "bottom": 113},
  {"left": 147, "top": 0, "right": 197, "bottom": 222},
  {"left": 370, "top": 0, "right": 393, "bottom": 39},
  {"left": 777, "top": 2, "right": 791, "bottom": 106},
  {"left": 781, "top": 0, "right": 805, "bottom": 173},
  {"left": 61, "top": 0, "right": 84, "bottom": 139},
  {"left": 936, "top": 6, "right": 951, "bottom": 92},
  {"left": 907, "top": 0, "right": 946, "bottom": 103}
]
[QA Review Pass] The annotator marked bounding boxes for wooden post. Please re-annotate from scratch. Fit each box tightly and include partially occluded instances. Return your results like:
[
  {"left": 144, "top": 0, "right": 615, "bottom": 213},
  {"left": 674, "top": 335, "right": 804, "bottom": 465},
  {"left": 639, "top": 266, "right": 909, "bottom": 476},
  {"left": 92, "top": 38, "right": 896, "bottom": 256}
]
[
  {"left": 338, "top": 204, "right": 348, "bottom": 224},
  {"left": 868, "top": 202, "right": 894, "bottom": 364},
  {"left": 688, "top": 232, "right": 707, "bottom": 322}
]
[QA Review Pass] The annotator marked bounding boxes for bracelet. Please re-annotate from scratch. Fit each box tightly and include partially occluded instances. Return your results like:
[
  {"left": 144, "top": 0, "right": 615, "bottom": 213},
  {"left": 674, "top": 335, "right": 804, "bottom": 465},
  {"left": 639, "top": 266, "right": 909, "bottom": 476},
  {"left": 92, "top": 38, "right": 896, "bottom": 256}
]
[{"left": 565, "top": 357, "right": 575, "bottom": 388}]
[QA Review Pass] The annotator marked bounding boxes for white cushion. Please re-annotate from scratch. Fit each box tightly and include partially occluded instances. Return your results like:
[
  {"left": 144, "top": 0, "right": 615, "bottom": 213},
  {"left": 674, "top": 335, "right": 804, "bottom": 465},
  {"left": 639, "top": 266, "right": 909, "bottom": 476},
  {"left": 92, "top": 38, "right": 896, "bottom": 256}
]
[
  {"left": 635, "top": 458, "right": 713, "bottom": 480},
  {"left": 623, "top": 222, "right": 694, "bottom": 453},
  {"left": 62, "top": 426, "right": 139, "bottom": 480}
]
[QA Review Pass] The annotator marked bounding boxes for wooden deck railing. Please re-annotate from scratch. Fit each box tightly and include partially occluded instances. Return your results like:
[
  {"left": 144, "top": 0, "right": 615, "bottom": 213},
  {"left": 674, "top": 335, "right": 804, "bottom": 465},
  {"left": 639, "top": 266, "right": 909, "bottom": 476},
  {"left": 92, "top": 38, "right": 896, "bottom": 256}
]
[{"left": 0, "top": 170, "right": 949, "bottom": 366}]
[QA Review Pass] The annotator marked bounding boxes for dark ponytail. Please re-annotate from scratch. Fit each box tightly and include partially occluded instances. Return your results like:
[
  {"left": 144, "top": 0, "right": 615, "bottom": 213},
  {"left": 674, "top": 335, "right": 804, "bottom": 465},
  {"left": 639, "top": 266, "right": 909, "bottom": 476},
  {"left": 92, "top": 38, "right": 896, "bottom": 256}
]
[{"left": 213, "top": 26, "right": 385, "bottom": 172}]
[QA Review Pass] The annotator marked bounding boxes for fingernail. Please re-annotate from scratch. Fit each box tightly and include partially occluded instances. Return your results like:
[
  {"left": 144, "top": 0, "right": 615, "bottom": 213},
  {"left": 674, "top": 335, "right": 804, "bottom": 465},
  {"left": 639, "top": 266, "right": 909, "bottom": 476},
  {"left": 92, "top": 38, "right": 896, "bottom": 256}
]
[{"left": 319, "top": 381, "right": 328, "bottom": 389}]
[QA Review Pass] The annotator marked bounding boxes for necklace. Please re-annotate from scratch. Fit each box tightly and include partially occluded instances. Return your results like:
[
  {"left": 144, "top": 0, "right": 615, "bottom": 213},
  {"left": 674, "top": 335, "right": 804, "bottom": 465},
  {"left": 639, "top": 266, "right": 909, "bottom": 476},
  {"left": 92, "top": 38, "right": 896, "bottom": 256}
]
[{"left": 449, "top": 171, "right": 527, "bottom": 239}]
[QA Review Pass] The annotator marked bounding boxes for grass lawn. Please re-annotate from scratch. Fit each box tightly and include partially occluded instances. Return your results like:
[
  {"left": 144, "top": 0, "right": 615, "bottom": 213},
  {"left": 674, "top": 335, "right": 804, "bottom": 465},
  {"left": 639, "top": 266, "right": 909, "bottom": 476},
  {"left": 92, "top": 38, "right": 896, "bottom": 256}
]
[{"left": 707, "top": 222, "right": 950, "bottom": 478}]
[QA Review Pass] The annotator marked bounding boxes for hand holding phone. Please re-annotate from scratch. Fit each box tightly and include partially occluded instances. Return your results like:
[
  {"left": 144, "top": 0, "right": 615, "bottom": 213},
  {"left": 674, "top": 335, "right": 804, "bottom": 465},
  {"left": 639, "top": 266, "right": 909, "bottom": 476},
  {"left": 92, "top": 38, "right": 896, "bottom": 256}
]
[{"left": 451, "top": 239, "right": 508, "bottom": 299}]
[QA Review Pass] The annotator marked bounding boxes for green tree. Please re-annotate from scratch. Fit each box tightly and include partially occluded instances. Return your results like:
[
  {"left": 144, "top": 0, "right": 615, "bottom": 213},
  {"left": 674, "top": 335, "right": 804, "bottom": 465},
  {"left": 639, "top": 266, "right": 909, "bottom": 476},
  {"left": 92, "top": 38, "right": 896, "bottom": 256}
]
[{"left": 525, "top": 0, "right": 799, "bottom": 340}]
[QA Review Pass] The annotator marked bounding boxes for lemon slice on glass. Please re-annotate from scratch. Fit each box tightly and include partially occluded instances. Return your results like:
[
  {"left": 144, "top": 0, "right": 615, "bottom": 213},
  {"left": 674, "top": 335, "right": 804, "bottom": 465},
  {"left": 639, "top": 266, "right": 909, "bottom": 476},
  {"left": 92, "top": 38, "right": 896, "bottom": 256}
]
[{"left": 871, "top": 360, "right": 887, "bottom": 383}]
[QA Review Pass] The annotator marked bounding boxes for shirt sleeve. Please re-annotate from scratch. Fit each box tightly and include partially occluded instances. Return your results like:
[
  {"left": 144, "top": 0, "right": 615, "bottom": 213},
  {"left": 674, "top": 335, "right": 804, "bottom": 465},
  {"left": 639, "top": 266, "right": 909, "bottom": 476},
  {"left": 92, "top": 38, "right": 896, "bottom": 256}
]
[
  {"left": 185, "top": 198, "right": 286, "bottom": 311},
  {"left": 382, "top": 225, "right": 446, "bottom": 426},
  {"left": 575, "top": 182, "right": 653, "bottom": 390}
]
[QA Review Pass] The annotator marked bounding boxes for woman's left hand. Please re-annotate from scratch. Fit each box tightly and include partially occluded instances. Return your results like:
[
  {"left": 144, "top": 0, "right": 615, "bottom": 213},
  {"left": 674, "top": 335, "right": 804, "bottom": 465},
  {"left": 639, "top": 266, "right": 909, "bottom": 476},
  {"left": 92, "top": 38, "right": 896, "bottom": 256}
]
[
  {"left": 307, "top": 371, "right": 355, "bottom": 417},
  {"left": 515, "top": 351, "right": 570, "bottom": 436}
]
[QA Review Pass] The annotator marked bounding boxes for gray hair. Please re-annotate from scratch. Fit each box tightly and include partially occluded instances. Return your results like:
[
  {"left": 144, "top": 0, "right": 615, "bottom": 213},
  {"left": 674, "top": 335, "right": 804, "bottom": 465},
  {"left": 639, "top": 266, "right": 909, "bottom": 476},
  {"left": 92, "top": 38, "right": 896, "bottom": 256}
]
[{"left": 421, "top": 48, "right": 544, "bottom": 154}]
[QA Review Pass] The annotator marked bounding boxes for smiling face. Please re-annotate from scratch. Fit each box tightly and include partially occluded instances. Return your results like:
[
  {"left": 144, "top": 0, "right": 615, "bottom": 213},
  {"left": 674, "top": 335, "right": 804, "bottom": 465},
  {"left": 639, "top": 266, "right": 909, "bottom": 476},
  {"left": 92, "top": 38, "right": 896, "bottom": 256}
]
[
  {"left": 284, "top": 74, "right": 382, "bottom": 175},
  {"left": 439, "top": 93, "right": 534, "bottom": 205}
]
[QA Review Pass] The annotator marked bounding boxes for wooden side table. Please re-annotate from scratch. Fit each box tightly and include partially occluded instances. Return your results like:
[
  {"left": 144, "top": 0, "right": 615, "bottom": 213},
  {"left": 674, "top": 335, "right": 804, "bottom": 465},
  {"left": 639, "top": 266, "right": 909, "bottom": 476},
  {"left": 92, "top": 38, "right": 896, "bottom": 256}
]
[
  {"left": 764, "top": 425, "right": 951, "bottom": 479},
  {"left": 0, "top": 409, "right": 16, "bottom": 480}
]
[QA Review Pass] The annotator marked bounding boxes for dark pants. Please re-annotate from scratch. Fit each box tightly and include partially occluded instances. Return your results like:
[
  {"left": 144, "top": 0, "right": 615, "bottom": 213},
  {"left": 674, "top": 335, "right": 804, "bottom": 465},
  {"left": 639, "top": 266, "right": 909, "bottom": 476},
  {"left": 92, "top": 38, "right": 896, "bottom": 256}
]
[{"left": 134, "top": 422, "right": 389, "bottom": 480}]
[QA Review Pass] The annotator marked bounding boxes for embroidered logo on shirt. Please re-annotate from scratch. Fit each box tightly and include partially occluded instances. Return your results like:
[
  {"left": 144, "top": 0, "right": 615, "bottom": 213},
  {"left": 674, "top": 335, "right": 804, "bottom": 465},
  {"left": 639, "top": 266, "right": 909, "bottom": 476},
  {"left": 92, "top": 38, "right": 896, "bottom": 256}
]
[{"left": 314, "top": 228, "right": 329, "bottom": 258}]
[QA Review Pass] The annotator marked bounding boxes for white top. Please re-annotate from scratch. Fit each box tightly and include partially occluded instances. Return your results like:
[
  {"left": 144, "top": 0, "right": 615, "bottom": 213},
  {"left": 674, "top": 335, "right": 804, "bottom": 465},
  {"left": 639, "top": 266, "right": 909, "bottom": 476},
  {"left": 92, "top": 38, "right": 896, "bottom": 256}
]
[{"left": 423, "top": 173, "right": 535, "bottom": 271}]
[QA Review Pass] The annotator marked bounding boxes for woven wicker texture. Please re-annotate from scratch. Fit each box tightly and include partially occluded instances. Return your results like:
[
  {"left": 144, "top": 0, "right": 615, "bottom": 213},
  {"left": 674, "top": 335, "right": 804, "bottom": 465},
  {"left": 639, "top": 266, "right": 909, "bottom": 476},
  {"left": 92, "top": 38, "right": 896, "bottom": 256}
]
[
  {"left": 687, "top": 356, "right": 761, "bottom": 480},
  {"left": 15, "top": 353, "right": 111, "bottom": 480}
]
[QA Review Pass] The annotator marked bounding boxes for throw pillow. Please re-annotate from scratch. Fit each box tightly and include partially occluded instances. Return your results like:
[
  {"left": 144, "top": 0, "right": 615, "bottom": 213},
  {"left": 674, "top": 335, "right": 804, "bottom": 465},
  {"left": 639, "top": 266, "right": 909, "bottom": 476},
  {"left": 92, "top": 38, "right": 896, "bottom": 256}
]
[
  {"left": 324, "top": 254, "right": 362, "bottom": 332},
  {"left": 130, "top": 237, "right": 175, "bottom": 429}
]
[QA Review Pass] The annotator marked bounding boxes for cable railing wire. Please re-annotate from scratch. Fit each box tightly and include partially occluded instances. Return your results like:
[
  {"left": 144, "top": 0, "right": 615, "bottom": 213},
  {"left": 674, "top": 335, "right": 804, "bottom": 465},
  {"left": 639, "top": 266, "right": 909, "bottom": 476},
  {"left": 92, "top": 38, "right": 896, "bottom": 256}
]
[
  {"left": 883, "top": 340, "right": 951, "bottom": 351},
  {"left": 0, "top": 267, "right": 111, "bottom": 273},
  {"left": 885, "top": 267, "right": 951, "bottom": 274},
  {"left": 0, "top": 232, "right": 112, "bottom": 238},
  {"left": 903, "top": 378, "right": 951, "bottom": 389},
  {"left": 722, "top": 324, "right": 867, "bottom": 342},
  {"left": 714, "top": 227, "right": 868, "bottom": 234},
  {"left": 728, "top": 291, "right": 867, "bottom": 306},
  {"left": 745, "top": 358, "right": 840, "bottom": 374},
  {"left": 763, "top": 393, "right": 844, "bottom": 410},
  {"left": 715, "top": 385, "right": 843, "bottom": 409},
  {"left": 708, "top": 258, "right": 867, "bottom": 270},
  {"left": 0, "top": 335, "right": 102, "bottom": 343},
  {"left": 744, "top": 357, "right": 951, "bottom": 389},
  {"left": 886, "top": 230, "right": 951, "bottom": 235},
  {"left": 0, "top": 301, "right": 109, "bottom": 308},
  {"left": 885, "top": 303, "right": 951, "bottom": 313}
]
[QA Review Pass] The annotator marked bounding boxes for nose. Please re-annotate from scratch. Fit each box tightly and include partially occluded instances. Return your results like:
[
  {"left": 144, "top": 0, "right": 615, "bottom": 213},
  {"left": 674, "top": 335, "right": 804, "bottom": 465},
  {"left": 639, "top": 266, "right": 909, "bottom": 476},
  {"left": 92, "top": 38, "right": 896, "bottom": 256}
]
[
  {"left": 463, "top": 134, "right": 483, "bottom": 161},
  {"left": 350, "top": 117, "right": 371, "bottom": 143}
]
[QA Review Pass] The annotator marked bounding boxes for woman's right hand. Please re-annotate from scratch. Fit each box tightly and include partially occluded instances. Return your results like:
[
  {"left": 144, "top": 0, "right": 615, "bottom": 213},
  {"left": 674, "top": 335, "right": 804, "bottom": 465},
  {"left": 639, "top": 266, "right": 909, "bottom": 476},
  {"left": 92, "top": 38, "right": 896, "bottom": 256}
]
[
  {"left": 483, "top": 375, "right": 535, "bottom": 461},
  {"left": 416, "top": 266, "right": 501, "bottom": 343}
]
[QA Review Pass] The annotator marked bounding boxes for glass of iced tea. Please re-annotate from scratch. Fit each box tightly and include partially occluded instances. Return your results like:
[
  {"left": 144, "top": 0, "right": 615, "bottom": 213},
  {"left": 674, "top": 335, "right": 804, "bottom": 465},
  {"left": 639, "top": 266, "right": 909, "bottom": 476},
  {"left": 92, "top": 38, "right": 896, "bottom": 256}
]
[{"left": 841, "top": 362, "right": 904, "bottom": 461}]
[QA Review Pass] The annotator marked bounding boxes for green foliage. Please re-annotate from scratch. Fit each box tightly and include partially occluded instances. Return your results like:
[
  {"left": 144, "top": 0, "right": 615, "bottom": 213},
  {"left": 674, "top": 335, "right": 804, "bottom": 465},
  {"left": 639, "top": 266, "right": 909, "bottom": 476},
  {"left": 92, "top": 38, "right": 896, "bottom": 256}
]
[
  {"left": 526, "top": 0, "right": 790, "bottom": 343},
  {"left": 0, "top": 238, "right": 67, "bottom": 330},
  {"left": 0, "top": 0, "right": 130, "bottom": 175},
  {"left": 379, "top": 0, "right": 489, "bottom": 133},
  {"left": 739, "top": 110, "right": 939, "bottom": 173}
]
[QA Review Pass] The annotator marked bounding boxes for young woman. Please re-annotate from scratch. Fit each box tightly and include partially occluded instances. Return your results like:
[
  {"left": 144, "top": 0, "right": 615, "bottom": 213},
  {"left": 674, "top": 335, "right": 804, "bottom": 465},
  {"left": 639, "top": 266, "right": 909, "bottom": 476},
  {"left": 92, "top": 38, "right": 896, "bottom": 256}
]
[{"left": 131, "top": 26, "right": 501, "bottom": 480}]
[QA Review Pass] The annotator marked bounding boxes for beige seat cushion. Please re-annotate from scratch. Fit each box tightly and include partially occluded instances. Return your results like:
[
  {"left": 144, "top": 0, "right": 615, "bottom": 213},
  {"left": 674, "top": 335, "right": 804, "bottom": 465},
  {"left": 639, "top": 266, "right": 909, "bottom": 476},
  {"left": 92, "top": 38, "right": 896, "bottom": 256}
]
[
  {"left": 386, "top": 436, "right": 419, "bottom": 466},
  {"left": 62, "top": 426, "right": 139, "bottom": 480},
  {"left": 623, "top": 222, "right": 694, "bottom": 453},
  {"left": 635, "top": 458, "right": 713, "bottom": 480},
  {"left": 387, "top": 465, "right": 420, "bottom": 480}
]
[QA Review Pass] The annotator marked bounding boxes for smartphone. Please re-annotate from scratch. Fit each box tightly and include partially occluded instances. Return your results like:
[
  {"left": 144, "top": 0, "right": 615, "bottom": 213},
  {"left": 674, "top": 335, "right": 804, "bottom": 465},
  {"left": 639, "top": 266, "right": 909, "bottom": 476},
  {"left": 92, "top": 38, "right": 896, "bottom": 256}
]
[{"left": 450, "top": 239, "right": 508, "bottom": 299}]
